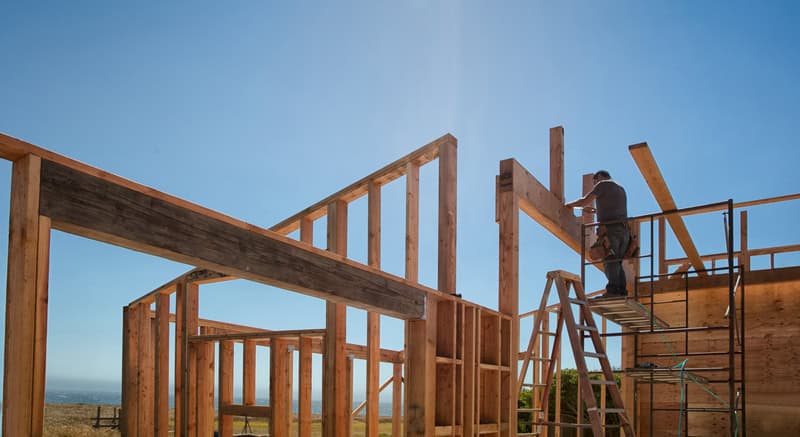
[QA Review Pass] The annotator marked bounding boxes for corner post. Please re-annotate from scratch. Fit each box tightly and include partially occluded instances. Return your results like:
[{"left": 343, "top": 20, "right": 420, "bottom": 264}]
[
  {"left": 498, "top": 159, "right": 519, "bottom": 436},
  {"left": 3, "top": 154, "right": 49, "bottom": 437}
]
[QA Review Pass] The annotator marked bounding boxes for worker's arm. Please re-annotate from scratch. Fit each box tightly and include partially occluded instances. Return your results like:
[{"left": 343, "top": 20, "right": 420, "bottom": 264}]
[{"left": 565, "top": 192, "right": 597, "bottom": 212}]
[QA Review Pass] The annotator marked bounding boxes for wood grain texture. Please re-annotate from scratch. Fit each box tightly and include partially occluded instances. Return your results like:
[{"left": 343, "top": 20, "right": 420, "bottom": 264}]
[
  {"left": 324, "top": 200, "right": 348, "bottom": 437},
  {"left": 367, "top": 181, "right": 381, "bottom": 437},
  {"left": 2, "top": 154, "right": 42, "bottom": 437},
  {"left": 629, "top": 142, "right": 707, "bottom": 276},
  {"left": 438, "top": 140, "right": 457, "bottom": 294},
  {"left": 550, "top": 126, "right": 565, "bottom": 202},
  {"left": 154, "top": 293, "right": 170, "bottom": 437},
  {"left": 299, "top": 336, "right": 313, "bottom": 437},
  {"left": 218, "top": 340, "right": 234, "bottom": 437},
  {"left": 269, "top": 134, "right": 454, "bottom": 234},
  {"left": 38, "top": 159, "right": 425, "bottom": 319},
  {"left": 31, "top": 216, "right": 50, "bottom": 437},
  {"left": 121, "top": 305, "right": 139, "bottom": 436}
]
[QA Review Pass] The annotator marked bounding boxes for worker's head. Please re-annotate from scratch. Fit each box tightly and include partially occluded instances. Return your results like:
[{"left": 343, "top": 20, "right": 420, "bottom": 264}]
[{"left": 593, "top": 170, "right": 611, "bottom": 183}]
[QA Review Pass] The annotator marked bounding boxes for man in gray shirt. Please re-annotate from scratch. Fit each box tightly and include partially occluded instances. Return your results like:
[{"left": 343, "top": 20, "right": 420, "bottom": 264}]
[{"left": 566, "top": 170, "right": 630, "bottom": 297}]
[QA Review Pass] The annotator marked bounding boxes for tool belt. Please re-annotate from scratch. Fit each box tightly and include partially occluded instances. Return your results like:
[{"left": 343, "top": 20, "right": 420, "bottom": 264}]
[{"left": 588, "top": 221, "right": 640, "bottom": 262}]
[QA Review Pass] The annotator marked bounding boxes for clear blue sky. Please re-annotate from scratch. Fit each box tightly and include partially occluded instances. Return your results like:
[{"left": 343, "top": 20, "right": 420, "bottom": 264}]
[{"left": 1, "top": 1, "right": 798, "bottom": 400}]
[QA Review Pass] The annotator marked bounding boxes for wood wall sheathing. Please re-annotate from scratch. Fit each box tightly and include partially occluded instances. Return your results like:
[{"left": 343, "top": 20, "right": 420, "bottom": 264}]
[{"left": 635, "top": 278, "right": 800, "bottom": 436}]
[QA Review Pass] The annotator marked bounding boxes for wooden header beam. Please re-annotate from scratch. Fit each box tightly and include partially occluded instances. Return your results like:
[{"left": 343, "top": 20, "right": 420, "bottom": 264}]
[
  {"left": 499, "top": 158, "right": 583, "bottom": 254},
  {"left": 629, "top": 143, "right": 707, "bottom": 276},
  {"left": 270, "top": 133, "right": 455, "bottom": 235},
  {"left": 30, "top": 156, "right": 425, "bottom": 319}
]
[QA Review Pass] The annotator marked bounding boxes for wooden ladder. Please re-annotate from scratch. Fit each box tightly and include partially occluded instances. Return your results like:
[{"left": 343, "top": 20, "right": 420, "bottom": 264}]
[{"left": 524, "top": 270, "right": 636, "bottom": 437}]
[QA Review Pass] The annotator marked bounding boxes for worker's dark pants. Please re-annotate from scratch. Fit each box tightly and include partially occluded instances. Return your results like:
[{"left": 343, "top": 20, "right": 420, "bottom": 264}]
[{"left": 603, "top": 224, "right": 630, "bottom": 295}]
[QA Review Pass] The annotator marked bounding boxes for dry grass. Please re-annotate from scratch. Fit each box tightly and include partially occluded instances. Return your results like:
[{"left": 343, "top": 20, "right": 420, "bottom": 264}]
[
  {"left": 44, "top": 403, "right": 120, "bottom": 437},
  {"left": 42, "top": 404, "right": 398, "bottom": 437}
]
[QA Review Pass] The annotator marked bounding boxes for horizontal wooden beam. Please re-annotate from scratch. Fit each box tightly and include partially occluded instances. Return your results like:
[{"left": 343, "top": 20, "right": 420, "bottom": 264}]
[
  {"left": 665, "top": 243, "right": 800, "bottom": 266},
  {"left": 629, "top": 143, "right": 707, "bottom": 276},
  {"left": 129, "top": 268, "right": 230, "bottom": 306},
  {"left": 499, "top": 159, "right": 583, "bottom": 254},
  {"left": 636, "top": 265, "right": 800, "bottom": 294},
  {"left": 270, "top": 134, "right": 455, "bottom": 235},
  {"left": 189, "top": 329, "right": 326, "bottom": 342},
  {"left": 38, "top": 159, "right": 426, "bottom": 319},
  {"left": 219, "top": 404, "right": 271, "bottom": 418},
  {"left": 345, "top": 344, "right": 404, "bottom": 364}
]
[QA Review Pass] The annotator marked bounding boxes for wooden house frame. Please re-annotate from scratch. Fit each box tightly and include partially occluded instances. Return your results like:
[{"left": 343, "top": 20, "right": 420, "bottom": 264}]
[{"left": 2, "top": 126, "right": 799, "bottom": 436}]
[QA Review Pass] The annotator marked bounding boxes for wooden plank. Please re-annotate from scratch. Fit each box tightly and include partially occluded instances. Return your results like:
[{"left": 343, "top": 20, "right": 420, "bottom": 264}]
[
  {"left": 406, "top": 161, "right": 420, "bottom": 283},
  {"left": 184, "top": 283, "right": 199, "bottom": 437},
  {"left": 137, "top": 302, "right": 154, "bottom": 436},
  {"left": 196, "top": 327, "right": 214, "bottom": 436},
  {"left": 121, "top": 305, "right": 139, "bottom": 436},
  {"left": 174, "top": 282, "right": 184, "bottom": 436},
  {"left": 392, "top": 362, "right": 403, "bottom": 437},
  {"left": 462, "top": 307, "right": 476, "bottom": 437},
  {"left": 129, "top": 268, "right": 229, "bottom": 307},
  {"left": 31, "top": 215, "right": 50, "bottom": 437},
  {"left": 300, "top": 217, "right": 314, "bottom": 244},
  {"left": 550, "top": 126, "right": 565, "bottom": 202},
  {"left": 497, "top": 186, "right": 519, "bottom": 435},
  {"left": 324, "top": 200, "right": 348, "bottom": 437},
  {"left": 406, "top": 301, "right": 437, "bottom": 436},
  {"left": 344, "top": 344, "right": 404, "bottom": 363},
  {"left": 243, "top": 339, "right": 256, "bottom": 406},
  {"left": 270, "top": 338, "right": 290, "bottom": 437},
  {"left": 299, "top": 336, "right": 313, "bottom": 437},
  {"left": 367, "top": 180, "right": 381, "bottom": 437},
  {"left": 629, "top": 143, "right": 707, "bottom": 276},
  {"left": 438, "top": 139, "right": 457, "bottom": 294},
  {"left": 219, "top": 404, "right": 271, "bottom": 418},
  {"left": 499, "top": 158, "right": 583, "bottom": 254},
  {"left": 269, "top": 134, "right": 453, "bottom": 234},
  {"left": 154, "top": 293, "right": 170, "bottom": 437},
  {"left": 2, "top": 154, "right": 42, "bottom": 437},
  {"left": 218, "top": 340, "right": 234, "bottom": 437},
  {"left": 190, "top": 329, "right": 325, "bottom": 342},
  {"left": 740, "top": 211, "right": 749, "bottom": 271},
  {"left": 38, "top": 159, "right": 426, "bottom": 319}
]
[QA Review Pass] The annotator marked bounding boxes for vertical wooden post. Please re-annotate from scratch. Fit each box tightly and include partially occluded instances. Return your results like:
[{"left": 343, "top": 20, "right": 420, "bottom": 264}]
[
  {"left": 155, "top": 293, "right": 170, "bottom": 437},
  {"left": 271, "top": 338, "right": 290, "bottom": 437},
  {"left": 196, "top": 328, "right": 215, "bottom": 436},
  {"left": 137, "top": 302, "right": 154, "bottom": 435},
  {"left": 174, "top": 282, "right": 185, "bottom": 437},
  {"left": 243, "top": 339, "right": 257, "bottom": 405},
  {"left": 218, "top": 339, "right": 234, "bottom": 437},
  {"left": 31, "top": 215, "right": 50, "bottom": 437},
  {"left": 393, "top": 362, "right": 403, "bottom": 436},
  {"left": 740, "top": 211, "right": 749, "bottom": 271},
  {"left": 299, "top": 336, "right": 313, "bottom": 437},
  {"left": 462, "top": 307, "right": 476, "bottom": 437},
  {"left": 324, "top": 199, "right": 348, "bottom": 437},
  {"left": 300, "top": 217, "right": 314, "bottom": 245},
  {"left": 183, "top": 283, "right": 199, "bottom": 437},
  {"left": 3, "top": 154, "right": 49, "bottom": 437},
  {"left": 286, "top": 345, "right": 295, "bottom": 437},
  {"left": 582, "top": 173, "right": 597, "bottom": 248},
  {"left": 438, "top": 139, "right": 457, "bottom": 294},
  {"left": 405, "top": 160, "right": 436, "bottom": 436},
  {"left": 367, "top": 180, "right": 382, "bottom": 437},
  {"left": 122, "top": 305, "right": 140, "bottom": 436},
  {"left": 550, "top": 126, "right": 565, "bottom": 203},
  {"left": 658, "top": 218, "right": 667, "bottom": 276},
  {"left": 498, "top": 160, "right": 519, "bottom": 437}
]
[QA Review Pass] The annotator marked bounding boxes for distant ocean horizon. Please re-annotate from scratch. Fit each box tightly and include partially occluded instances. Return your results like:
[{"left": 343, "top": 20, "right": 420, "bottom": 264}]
[{"left": 44, "top": 388, "right": 396, "bottom": 416}]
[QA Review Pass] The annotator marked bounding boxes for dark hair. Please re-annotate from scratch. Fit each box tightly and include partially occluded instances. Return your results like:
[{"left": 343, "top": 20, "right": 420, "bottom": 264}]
[{"left": 593, "top": 170, "right": 611, "bottom": 179}]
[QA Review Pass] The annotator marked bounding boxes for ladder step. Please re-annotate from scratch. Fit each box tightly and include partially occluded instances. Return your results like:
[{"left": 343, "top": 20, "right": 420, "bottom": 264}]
[
  {"left": 583, "top": 352, "right": 606, "bottom": 359},
  {"left": 521, "top": 383, "right": 548, "bottom": 387},
  {"left": 575, "top": 324, "right": 597, "bottom": 332},
  {"left": 589, "top": 380, "right": 617, "bottom": 385},
  {"left": 568, "top": 298, "right": 587, "bottom": 305},
  {"left": 518, "top": 407, "right": 544, "bottom": 412}
]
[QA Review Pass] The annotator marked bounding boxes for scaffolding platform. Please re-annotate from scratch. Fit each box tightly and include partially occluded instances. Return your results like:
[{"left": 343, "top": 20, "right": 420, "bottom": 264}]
[
  {"left": 624, "top": 366, "right": 709, "bottom": 384},
  {"left": 588, "top": 296, "right": 670, "bottom": 330}
]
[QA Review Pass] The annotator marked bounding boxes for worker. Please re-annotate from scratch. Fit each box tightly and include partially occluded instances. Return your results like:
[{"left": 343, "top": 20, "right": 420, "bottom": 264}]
[{"left": 565, "top": 170, "right": 630, "bottom": 297}]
